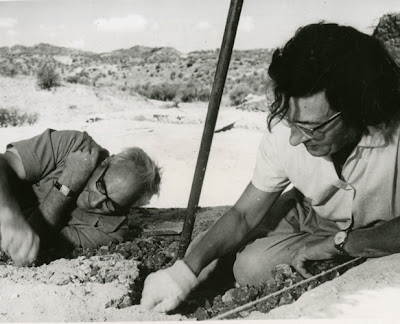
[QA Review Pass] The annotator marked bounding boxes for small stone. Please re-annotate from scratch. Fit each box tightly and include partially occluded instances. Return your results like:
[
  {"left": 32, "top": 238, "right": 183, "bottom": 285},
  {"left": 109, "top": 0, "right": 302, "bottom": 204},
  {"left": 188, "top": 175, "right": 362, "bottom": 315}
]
[
  {"left": 104, "top": 273, "right": 116, "bottom": 283},
  {"left": 151, "top": 252, "right": 169, "bottom": 268},
  {"left": 291, "top": 284, "right": 307, "bottom": 299},
  {"left": 278, "top": 292, "right": 294, "bottom": 306},
  {"left": 291, "top": 271, "right": 304, "bottom": 283},
  {"left": 272, "top": 264, "right": 293, "bottom": 280},
  {"left": 193, "top": 307, "right": 210, "bottom": 320},
  {"left": 239, "top": 310, "right": 250, "bottom": 317},
  {"left": 306, "top": 279, "right": 320, "bottom": 291},
  {"left": 255, "top": 298, "right": 278, "bottom": 313},
  {"left": 116, "top": 295, "right": 133, "bottom": 309},
  {"left": 260, "top": 278, "right": 280, "bottom": 296},
  {"left": 89, "top": 265, "right": 100, "bottom": 277},
  {"left": 221, "top": 287, "right": 252, "bottom": 307}
]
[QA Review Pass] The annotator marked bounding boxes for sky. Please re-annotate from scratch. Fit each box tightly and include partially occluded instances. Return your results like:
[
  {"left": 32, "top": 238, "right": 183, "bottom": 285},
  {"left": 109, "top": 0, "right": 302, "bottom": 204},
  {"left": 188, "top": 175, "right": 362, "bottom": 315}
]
[{"left": 0, "top": 0, "right": 399, "bottom": 54}]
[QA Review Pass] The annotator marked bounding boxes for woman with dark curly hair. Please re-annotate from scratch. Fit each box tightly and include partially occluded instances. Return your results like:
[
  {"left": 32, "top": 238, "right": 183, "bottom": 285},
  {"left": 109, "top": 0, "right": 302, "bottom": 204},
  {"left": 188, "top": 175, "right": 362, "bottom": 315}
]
[{"left": 141, "top": 23, "right": 400, "bottom": 313}]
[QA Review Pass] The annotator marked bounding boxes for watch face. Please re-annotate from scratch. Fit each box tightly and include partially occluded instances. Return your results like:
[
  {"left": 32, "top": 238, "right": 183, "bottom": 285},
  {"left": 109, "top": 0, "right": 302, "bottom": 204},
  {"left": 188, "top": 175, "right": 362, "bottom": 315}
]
[
  {"left": 334, "top": 231, "right": 347, "bottom": 245},
  {"left": 60, "top": 185, "right": 71, "bottom": 196}
]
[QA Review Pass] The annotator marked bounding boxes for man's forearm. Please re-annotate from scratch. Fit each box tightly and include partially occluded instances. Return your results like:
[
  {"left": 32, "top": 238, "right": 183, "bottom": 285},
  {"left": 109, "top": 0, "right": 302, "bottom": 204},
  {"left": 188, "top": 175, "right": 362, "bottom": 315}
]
[
  {"left": 345, "top": 216, "right": 400, "bottom": 257},
  {"left": 28, "top": 172, "right": 83, "bottom": 235},
  {"left": 184, "top": 206, "right": 252, "bottom": 276},
  {"left": 29, "top": 188, "right": 74, "bottom": 230},
  {"left": 0, "top": 157, "right": 25, "bottom": 222}
]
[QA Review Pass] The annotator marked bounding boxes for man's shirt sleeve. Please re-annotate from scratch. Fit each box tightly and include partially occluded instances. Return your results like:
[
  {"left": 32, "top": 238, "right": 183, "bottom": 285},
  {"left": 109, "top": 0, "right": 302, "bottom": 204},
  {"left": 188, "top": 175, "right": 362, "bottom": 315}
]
[
  {"left": 6, "top": 128, "right": 108, "bottom": 183},
  {"left": 251, "top": 130, "right": 290, "bottom": 192}
]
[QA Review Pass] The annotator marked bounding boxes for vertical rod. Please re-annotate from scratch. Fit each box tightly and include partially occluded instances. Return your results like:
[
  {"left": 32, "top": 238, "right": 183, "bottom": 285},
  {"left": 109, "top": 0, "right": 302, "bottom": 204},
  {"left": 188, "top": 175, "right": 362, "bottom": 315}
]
[{"left": 178, "top": 0, "right": 244, "bottom": 258}]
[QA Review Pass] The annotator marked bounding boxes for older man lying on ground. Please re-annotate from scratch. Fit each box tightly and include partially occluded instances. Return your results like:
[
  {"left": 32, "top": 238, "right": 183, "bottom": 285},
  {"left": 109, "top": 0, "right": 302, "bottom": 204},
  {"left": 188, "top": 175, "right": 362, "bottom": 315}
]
[{"left": 0, "top": 128, "right": 161, "bottom": 266}]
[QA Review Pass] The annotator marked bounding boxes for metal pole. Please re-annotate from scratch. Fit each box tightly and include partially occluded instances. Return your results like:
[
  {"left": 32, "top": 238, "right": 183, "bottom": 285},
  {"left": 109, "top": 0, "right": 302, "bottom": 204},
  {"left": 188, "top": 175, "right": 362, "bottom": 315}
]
[{"left": 178, "top": 0, "right": 244, "bottom": 258}]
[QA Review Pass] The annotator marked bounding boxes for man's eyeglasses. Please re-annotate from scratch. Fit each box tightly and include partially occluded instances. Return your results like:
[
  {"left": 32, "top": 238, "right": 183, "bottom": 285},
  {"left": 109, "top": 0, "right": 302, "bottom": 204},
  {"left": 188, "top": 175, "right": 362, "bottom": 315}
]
[
  {"left": 279, "top": 111, "right": 342, "bottom": 139},
  {"left": 96, "top": 165, "right": 127, "bottom": 213}
]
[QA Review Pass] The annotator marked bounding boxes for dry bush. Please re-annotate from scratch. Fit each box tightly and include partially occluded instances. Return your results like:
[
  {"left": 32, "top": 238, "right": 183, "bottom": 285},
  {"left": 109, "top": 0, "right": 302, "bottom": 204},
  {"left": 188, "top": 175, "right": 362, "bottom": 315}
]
[
  {"left": 0, "top": 62, "right": 18, "bottom": 77},
  {"left": 0, "top": 108, "right": 39, "bottom": 127},
  {"left": 134, "top": 82, "right": 180, "bottom": 101},
  {"left": 229, "top": 85, "right": 253, "bottom": 106},
  {"left": 37, "top": 64, "right": 61, "bottom": 90}
]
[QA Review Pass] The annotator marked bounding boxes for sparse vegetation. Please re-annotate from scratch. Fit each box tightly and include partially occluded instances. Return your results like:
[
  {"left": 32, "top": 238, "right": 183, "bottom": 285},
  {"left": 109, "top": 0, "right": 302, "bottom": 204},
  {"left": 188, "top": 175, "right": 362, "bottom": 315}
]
[
  {"left": 0, "top": 43, "right": 275, "bottom": 102},
  {"left": 0, "top": 61, "right": 18, "bottom": 77},
  {"left": 229, "top": 85, "right": 253, "bottom": 106},
  {"left": 134, "top": 81, "right": 212, "bottom": 102},
  {"left": 37, "top": 64, "right": 61, "bottom": 90},
  {"left": 0, "top": 107, "right": 39, "bottom": 127}
]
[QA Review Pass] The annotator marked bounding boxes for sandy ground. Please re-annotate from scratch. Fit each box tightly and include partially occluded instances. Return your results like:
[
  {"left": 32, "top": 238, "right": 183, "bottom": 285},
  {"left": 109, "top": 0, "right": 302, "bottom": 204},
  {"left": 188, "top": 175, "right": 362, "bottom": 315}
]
[{"left": 0, "top": 75, "right": 398, "bottom": 321}]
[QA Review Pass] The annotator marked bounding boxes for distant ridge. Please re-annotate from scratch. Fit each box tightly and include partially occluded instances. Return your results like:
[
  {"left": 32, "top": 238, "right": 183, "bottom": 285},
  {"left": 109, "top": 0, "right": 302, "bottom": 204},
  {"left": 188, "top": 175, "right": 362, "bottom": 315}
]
[
  {"left": 0, "top": 43, "right": 96, "bottom": 56},
  {"left": 0, "top": 43, "right": 183, "bottom": 63},
  {"left": 103, "top": 45, "right": 182, "bottom": 62}
]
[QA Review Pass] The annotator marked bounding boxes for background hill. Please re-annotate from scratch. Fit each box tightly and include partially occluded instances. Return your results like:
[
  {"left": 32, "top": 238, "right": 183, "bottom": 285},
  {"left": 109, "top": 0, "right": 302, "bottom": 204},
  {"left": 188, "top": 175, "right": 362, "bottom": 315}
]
[
  {"left": 0, "top": 12, "right": 399, "bottom": 108},
  {"left": 0, "top": 41, "right": 273, "bottom": 106}
]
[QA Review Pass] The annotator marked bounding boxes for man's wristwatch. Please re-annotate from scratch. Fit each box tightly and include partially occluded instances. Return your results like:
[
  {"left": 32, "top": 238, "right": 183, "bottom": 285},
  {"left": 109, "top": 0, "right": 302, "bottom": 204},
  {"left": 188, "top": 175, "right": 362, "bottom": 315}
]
[
  {"left": 334, "top": 230, "right": 350, "bottom": 256},
  {"left": 54, "top": 181, "right": 74, "bottom": 197}
]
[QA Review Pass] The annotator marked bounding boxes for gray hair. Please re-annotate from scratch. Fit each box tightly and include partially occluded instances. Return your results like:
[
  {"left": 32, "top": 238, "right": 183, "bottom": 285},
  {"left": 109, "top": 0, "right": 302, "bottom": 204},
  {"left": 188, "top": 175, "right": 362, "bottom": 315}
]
[{"left": 110, "top": 147, "right": 161, "bottom": 207}]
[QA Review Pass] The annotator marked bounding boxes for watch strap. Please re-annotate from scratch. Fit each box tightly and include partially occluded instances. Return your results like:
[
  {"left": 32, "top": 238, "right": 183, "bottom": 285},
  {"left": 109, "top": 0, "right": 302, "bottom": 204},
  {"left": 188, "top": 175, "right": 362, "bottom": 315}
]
[{"left": 54, "top": 181, "right": 74, "bottom": 197}]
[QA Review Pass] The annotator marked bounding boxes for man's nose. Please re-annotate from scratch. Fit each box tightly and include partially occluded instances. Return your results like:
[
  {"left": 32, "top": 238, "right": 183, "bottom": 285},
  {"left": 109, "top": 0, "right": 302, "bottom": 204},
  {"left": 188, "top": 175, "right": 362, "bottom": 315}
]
[
  {"left": 89, "top": 192, "right": 107, "bottom": 208},
  {"left": 289, "top": 127, "right": 309, "bottom": 146}
]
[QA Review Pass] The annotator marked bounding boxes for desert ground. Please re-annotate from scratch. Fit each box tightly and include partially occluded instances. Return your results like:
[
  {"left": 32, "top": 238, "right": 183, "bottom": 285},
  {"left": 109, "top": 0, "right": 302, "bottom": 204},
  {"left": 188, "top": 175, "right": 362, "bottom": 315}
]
[{"left": 0, "top": 75, "right": 400, "bottom": 322}]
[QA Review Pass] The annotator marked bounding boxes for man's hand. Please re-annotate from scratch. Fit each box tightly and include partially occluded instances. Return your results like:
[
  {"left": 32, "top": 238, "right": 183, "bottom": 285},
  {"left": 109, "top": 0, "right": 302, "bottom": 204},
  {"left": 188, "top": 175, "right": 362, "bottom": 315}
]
[
  {"left": 291, "top": 235, "right": 338, "bottom": 278},
  {"left": 1, "top": 211, "right": 40, "bottom": 266},
  {"left": 77, "top": 134, "right": 109, "bottom": 162},
  {"left": 61, "top": 146, "right": 100, "bottom": 192},
  {"left": 141, "top": 260, "right": 199, "bottom": 313}
]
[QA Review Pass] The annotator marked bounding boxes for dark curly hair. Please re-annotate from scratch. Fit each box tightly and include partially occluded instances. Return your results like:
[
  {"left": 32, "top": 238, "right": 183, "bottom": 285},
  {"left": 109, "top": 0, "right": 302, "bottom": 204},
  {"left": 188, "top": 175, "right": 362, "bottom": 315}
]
[{"left": 267, "top": 22, "right": 400, "bottom": 135}]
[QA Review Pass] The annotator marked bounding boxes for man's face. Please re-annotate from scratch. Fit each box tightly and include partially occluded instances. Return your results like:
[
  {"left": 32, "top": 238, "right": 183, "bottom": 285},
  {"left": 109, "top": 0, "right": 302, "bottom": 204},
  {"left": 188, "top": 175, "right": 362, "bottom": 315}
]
[
  {"left": 76, "top": 161, "right": 146, "bottom": 215},
  {"left": 286, "top": 91, "right": 358, "bottom": 157}
]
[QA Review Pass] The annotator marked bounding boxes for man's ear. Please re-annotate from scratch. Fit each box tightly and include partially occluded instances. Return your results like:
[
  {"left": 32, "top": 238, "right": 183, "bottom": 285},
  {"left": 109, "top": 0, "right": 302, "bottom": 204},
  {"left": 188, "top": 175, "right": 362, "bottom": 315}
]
[{"left": 101, "top": 154, "right": 115, "bottom": 165}]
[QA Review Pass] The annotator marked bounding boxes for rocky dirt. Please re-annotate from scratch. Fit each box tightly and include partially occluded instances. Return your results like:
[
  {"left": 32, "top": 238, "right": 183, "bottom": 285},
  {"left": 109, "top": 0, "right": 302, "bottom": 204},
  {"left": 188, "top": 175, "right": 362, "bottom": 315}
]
[{"left": 0, "top": 206, "right": 362, "bottom": 321}]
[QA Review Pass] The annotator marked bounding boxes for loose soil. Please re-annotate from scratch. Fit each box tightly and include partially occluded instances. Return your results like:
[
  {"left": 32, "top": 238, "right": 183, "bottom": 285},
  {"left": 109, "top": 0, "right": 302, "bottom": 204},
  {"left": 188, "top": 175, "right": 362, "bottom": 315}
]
[{"left": 0, "top": 206, "right": 361, "bottom": 321}]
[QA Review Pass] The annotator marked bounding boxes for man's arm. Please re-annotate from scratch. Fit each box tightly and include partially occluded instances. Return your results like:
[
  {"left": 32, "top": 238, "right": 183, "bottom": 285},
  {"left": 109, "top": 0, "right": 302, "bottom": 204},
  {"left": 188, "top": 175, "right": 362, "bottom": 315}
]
[
  {"left": 184, "top": 182, "right": 282, "bottom": 275},
  {"left": 290, "top": 215, "right": 400, "bottom": 278},
  {"left": 141, "top": 182, "right": 282, "bottom": 312},
  {"left": 345, "top": 217, "right": 400, "bottom": 257},
  {"left": 0, "top": 153, "right": 40, "bottom": 266},
  {"left": 26, "top": 146, "right": 100, "bottom": 245}
]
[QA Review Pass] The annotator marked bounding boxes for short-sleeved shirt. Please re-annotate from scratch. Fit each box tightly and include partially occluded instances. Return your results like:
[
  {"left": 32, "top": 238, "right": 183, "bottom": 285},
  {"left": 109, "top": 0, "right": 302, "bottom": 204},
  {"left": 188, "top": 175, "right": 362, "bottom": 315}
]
[
  {"left": 252, "top": 122, "right": 400, "bottom": 231},
  {"left": 6, "top": 129, "right": 127, "bottom": 241}
]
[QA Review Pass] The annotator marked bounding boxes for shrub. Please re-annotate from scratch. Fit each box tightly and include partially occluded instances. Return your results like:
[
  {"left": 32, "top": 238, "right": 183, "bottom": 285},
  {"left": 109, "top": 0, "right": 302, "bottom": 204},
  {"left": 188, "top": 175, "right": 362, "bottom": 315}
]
[
  {"left": 0, "top": 62, "right": 18, "bottom": 77},
  {"left": 65, "top": 73, "right": 91, "bottom": 86},
  {"left": 134, "top": 82, "right": 179, "bottom": 101},
  {"left": 134, "top": 82, "right": 212, "bottom": 102},
  {"left": 197, "top": 87, "right": 211, "bottom": 102},
  {"left": 229, "top": 85, "right": 253, "bottom": 106},
  {"left": 37, "top": 64, "right": 61, "bottom": 90},
  {"left": 0, "top": 108, "right": 39, "bottom": 127},
  {"left": 179, "top": 82, "right": 197, "bottom": 102}
]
